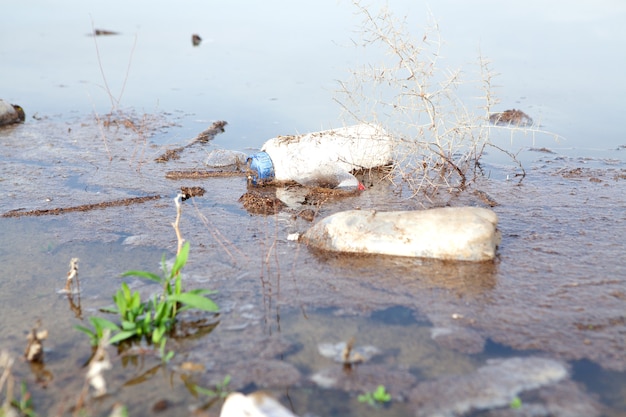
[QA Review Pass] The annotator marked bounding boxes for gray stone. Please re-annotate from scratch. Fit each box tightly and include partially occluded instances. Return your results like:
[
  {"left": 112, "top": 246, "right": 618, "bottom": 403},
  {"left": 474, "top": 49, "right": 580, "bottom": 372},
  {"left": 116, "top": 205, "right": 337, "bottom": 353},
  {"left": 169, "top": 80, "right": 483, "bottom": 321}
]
[
  {"left": 220, "top": 392, "right": 299, "bottom": 417},
  {"left": 409, "top": 357, "right": 568, "bottom": 417},
  {"left": 0, "top": 99, "right": 24, "bottom": 126},
  {"left": 430, "top": 326, "right": 486, "bottom": 354},
  {"left": 483, "top": 380, "right": 602, "bottom": 417},
  {"left": 301, "top": 207, "right": 500, "bottom": 261}
]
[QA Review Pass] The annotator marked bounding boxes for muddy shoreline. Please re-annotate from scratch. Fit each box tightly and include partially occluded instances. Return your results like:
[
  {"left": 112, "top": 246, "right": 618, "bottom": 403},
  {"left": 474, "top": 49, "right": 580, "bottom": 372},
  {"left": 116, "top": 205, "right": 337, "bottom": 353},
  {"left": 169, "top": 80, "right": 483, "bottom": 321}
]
[{"left": 1, "top": 115, "right": 625, "bottom": 416}]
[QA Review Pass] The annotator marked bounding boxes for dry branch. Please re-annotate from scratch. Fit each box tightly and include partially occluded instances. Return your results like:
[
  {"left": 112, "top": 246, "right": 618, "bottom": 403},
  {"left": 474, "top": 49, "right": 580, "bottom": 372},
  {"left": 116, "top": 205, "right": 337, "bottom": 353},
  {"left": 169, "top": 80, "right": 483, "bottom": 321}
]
[{"left": 2, "top": 195, "right": 161, "bottom": 218}]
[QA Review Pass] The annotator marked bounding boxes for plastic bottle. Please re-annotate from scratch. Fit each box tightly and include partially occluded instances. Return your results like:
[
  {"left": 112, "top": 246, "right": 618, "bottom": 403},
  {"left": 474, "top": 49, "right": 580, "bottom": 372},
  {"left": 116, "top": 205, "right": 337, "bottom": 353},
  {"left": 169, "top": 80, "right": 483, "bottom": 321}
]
[
  {"left": 205, "top": 149, "right": 248, "bottom": 168},
  {"left": 247, "top": 124, "right": 393, "bottom": 190}
]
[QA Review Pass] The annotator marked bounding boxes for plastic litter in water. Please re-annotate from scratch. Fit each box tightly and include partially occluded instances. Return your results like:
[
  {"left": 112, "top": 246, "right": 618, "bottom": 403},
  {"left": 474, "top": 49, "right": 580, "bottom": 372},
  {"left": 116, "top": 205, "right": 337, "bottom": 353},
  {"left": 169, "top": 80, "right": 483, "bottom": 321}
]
[
  {"left": 247, "top": 124, "right": 393, "bottom": 190},
  {"left": 205, "top": 149, "right": 248, "bottom": 168},
  {"left": 246, "top": 151, "right": 275, "bottom": 183}
]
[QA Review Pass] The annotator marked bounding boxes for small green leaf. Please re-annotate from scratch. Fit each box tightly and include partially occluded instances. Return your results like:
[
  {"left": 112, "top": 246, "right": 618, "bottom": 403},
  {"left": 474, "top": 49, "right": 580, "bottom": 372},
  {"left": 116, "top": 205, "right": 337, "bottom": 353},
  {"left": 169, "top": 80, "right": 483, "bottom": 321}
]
[
  {"left": 90, "top": 316, "right": 121, "bottom": 331},
  {"left": 358, "top": 393, "right": 374, "bottom": 405},
  {"left": 100, "top": 305, "right": 119, "bottom": 314},
  {"left": 109, "top": 330, "right": 137, "bottom": 345},
  {"left": 75, "top": 325, "right": 98, "bottom": 344},
  {"left": 188, "top": 288, "right": 218, "bottom": 296},
  {"left": 152, "top": 325, "right": 166, "bottom": 344},
  {"left": 114, "top": 292, "right": 127, "bottom": 317},
  {"left": 171, "top": 242, "right": 190, "bottom": 277},
  {"left": 121, "top": 320, "right": 137, "bottom": 330},
  {"left": 121, "top": 270, "right": 163, "bottom": 283},
  {"left": 130, "top": 291, "right": 142, "bottom": 311},
  {"left": 194, "top": 385, "right": 218, "bottom": 397},
  {"left": 175, "top": 275, "right": 182, "bottom": 295},
  {"left": 510, "top": 396, "right": 522, "bottom": 409},
  {"left": 122, "top": 282, "right": 131, "bottom": 301},
  {"left": 169, "top": 293, "right": 219, "bottom": 312},
  {"left": 154, "top": 300, "right": 170, "bottom": 323},
  {"left": 164, "top": 350, "right": 175, "bottom": 362}
]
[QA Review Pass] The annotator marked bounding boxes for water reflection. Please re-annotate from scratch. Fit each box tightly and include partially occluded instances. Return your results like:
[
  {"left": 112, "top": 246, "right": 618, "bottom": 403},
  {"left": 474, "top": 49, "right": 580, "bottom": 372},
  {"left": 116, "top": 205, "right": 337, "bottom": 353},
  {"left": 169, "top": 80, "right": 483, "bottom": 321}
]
[{"left": 310, "top": 250, "right": 498, "bottom": 297}]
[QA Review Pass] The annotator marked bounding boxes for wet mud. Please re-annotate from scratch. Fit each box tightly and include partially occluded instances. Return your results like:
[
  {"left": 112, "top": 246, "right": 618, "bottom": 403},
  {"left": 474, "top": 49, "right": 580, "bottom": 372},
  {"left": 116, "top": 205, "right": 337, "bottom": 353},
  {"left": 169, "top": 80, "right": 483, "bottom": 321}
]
[{"left": 1, "top": 115, "right": 625, "bottom": 416}]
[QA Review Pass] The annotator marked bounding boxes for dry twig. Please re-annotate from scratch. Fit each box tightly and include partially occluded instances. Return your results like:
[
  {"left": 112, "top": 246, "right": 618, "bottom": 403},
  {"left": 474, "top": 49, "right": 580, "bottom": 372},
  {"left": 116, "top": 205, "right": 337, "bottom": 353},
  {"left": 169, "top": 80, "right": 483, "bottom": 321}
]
[{"left": 172, "top": 193, "right": 185, "bottom": 255}]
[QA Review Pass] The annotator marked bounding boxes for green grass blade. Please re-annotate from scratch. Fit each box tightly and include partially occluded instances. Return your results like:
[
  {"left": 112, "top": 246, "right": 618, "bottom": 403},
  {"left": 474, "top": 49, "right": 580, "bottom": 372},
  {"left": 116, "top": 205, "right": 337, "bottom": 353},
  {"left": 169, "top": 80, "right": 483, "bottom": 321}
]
[
  {"left": 108, "top": 330, "right": 138, "bottom": 345},
  {"left": 121, "top": 270, "right": 162, "bottom": 283},
  {"left": 89, "top": 316, "right": 121, "bottom": 331},
  {"left": 188, "top": 288, "right": 218, "bottom": 296},
  {"left": 168, "top": 293, "right": 219, "bottom": 312},
  {"left": 171, "top": 242, "right": 190, "bottom": 277}
]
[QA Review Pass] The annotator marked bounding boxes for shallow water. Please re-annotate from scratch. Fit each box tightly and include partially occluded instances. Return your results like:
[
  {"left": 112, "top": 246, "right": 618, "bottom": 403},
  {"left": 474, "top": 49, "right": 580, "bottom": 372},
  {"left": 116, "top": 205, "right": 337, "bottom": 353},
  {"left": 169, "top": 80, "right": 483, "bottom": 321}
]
[{"left": 1, "top": 1, "right": 626, "bottom": 417}]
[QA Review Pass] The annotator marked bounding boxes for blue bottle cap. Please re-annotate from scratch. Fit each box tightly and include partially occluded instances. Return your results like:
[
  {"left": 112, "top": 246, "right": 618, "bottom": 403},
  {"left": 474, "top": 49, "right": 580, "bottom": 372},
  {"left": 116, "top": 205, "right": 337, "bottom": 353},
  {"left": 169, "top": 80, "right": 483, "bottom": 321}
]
[{"left": 246, "top": 152, "right": 275, "bottom": 184}]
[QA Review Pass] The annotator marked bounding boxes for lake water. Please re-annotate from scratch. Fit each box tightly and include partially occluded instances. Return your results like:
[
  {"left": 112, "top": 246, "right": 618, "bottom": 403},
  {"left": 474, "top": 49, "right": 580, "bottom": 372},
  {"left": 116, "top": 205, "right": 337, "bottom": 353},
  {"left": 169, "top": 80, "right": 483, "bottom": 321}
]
[
  {"left": 1, "top": 2, "right": 626, "bottom": 417},
  {"left": 2, "top": 0, "right": 626, "bottom": 156}
]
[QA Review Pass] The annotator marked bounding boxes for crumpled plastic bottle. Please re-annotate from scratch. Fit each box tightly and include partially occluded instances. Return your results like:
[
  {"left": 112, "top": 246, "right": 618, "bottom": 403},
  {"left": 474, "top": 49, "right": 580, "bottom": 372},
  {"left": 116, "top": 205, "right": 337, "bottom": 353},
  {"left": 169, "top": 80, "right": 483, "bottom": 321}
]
[
  {"left": 205, "top": 149, "right": 248, "bottom": 168},
  {"left": 247, "top": 124, "right": 393, "bottom": 190}
]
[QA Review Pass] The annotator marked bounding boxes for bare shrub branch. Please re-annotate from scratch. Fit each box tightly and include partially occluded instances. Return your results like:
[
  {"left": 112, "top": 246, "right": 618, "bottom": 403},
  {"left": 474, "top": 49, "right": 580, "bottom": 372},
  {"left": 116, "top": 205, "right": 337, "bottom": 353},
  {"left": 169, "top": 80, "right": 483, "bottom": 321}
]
[{"left": 336, "top": 2, "right": 507, "bottom": 196}]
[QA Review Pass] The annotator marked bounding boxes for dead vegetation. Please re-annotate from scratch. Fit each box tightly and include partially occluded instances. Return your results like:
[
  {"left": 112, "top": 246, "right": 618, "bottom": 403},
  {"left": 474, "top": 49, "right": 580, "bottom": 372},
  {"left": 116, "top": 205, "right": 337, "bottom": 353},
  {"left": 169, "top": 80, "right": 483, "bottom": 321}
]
[
  {"left": 1, "top": 195, "right": 161, "bottom": 218},
  {"left": 180, "top": 186, "right": 206, "bottom": 200},
  {"left": 335, "top": 2, "right": 551, "bottom": 198},
  {"left": 239, "top": 191, "right": 287, "bottom": 215},
  {"left": 165, "top": 170, "right": 246, "bottom": 180},
  {"left": 489, "top": 109, "right": 533, "bottom": 127},
  {"left": 155, "top": 120, "right": 228, "bottom": 162}
]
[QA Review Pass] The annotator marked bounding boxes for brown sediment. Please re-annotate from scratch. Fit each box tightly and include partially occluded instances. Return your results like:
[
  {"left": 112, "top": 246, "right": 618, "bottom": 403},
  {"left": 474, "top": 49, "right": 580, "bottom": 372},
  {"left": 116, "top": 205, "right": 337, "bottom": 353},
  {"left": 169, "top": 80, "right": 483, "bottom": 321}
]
[
  {"left": 303, "top": 187, "right": 360, "bottom": 205},
  {"left": 165, "top": 170, "right": 246, "bottom": 179},
  {"left": 155, "top": 120, "right": 228, "bottom": 162},
  {"left": 180, "top": 186, "right": 205, "bottom": 200},
  {"left": 239, "top": 191, "right": 286, "bottom": 215},
  {"left": 473, "top": 189, "right": 499, "bottom": 207},
  {"left": 1, "top": 195, "right": 161, "bottom": 218},
  {"left": 296, "top": 209, "right": 316, "bottom": 222},
  {"left": 489, "top": 109, "right": 533, "bottom": 126},
  {"left": 155, "top": 147, "right": 184, "bottom": 163}
]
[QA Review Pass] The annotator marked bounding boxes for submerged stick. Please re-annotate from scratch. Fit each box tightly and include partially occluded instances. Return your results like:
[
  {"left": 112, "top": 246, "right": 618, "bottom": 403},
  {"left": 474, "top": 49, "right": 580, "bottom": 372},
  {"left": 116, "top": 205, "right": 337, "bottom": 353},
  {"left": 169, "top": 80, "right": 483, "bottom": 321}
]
[
  {"left": 165, "top": 170, "right": 246, "bottom": 179},
  {"left": 155, "top": 120, "right": 228, "bottom": 163},
  {"left": 1, "top": 195, "right": 161, "bottom": 218},
  {"left": 172, "top": 193, "right": 185, "bottom": 255},
  {"left": 65, "top": 258, "right": 80, "bottom": 292}
]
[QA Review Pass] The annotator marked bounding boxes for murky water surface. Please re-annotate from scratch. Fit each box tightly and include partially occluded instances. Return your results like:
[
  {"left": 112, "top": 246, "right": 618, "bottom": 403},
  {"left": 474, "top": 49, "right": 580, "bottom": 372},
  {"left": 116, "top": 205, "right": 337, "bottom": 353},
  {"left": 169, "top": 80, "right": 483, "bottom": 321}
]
[{"left": 1, "top": 1, "right": 626, "bottom": 416}]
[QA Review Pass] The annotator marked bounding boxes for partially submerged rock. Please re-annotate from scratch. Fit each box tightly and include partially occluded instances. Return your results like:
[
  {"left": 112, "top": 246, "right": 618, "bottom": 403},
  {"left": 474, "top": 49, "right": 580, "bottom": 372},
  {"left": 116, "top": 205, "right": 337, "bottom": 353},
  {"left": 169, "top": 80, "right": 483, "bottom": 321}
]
[
  {"left": 220, "top": 392, "right": 299, "bottom": 417},
  {"left": 0, "top": 99, "right": 25, "bottom": 126},
  {"left": 483, "top": 380, "right": 602, "bottom": 417},
  {"left": 311, "top": 363, "right": 418, "bottom": 399},
  {"left": 301, "top": 207, "right": 500, "bottom": 261},
  {"left": 317, "top": 340, "right": 380, "bottom": 364},
  {"left": 430, "top": 326, "right": 485, "bottom": 354},
  {"left": 410, "top": 357, "right": 568, "bottom": 417}
]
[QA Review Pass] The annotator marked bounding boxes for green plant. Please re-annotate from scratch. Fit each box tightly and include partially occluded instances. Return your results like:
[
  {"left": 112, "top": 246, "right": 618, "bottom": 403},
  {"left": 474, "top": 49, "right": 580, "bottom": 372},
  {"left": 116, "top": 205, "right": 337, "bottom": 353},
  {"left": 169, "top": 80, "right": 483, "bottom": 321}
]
[
  {"left": 76, "top": 242, "right": 218, "bottom": 350},
  {"left": 358, "top": 385, "right": 391, "bottom": 407},
  {"left": 510, "top": 396, "right": 522, "bottom": 409},
  {"left": 75, "top": 316, "right": 120, "bottom": 347},
  {"left": 191, "top": 375, "right": 231, "bottom": 400},
  {"left": 8, "top": 382, "right": 37, "bottom": 417}
]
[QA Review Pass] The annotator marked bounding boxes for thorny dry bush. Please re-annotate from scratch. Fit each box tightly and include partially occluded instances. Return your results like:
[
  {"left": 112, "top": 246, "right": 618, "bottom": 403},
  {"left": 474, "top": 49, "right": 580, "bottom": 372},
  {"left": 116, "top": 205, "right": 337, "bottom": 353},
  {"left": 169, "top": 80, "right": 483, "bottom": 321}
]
[{"left": 336, "top": 2, "right": 513, "bottom": 198}]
